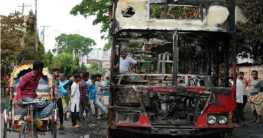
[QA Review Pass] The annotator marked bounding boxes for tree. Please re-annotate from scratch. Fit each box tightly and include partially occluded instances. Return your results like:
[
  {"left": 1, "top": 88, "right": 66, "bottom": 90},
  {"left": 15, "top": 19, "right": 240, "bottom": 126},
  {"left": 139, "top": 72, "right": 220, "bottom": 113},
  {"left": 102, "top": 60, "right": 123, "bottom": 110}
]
[
  {"left": 236, "top": 0, "right": 263, "bottom": 64},
  {"left": 87, "top": 62, "right": 107, "bottom": 77},
  {"left": 53, "top": 34, "right": 96, "bottom": 56},
  {"left": 70, "top": 0, "right": 113, "bottom": 50},
  {"left": 18, "top": 11, "right": 46, "bottom": 64},
  {"left": 79, "top": 62, "right": 87, "bottom": 72},
  {"left": 90, "top": 62, "right": 99, "bottom": 71},
  {"left": 52, "top": 53, "right": 75, "bottom": 78},
  {"left": 1, "top": 11, "right": 24, "bottom": 78},
  {"left": 43, "top": 50, "right": 53, "bottom": 71}
]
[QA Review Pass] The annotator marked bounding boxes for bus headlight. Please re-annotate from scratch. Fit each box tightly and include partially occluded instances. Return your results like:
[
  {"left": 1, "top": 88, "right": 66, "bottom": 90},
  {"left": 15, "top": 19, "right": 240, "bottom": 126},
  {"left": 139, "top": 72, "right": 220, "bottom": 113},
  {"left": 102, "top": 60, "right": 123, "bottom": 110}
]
[
  {"left": 207, "top": 115, "right": 216, "bottom": 125},
  {"left": 218, "top": 116, "right": 228, "bottom": 125}
]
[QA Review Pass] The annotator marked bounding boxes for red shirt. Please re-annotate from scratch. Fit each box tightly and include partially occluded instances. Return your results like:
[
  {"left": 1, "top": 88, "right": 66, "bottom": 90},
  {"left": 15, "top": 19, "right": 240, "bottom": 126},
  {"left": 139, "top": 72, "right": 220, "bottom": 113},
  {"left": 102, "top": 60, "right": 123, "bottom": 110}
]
[{"left": 17, "top": 71, "right": 41, "bottom": 101}]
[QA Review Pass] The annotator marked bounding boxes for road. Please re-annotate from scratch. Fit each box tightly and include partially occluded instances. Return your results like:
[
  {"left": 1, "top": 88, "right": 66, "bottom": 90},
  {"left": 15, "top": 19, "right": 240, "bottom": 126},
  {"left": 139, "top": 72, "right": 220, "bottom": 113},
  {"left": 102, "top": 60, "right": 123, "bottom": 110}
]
[
  {"left": 1, "top": 113, "right": 108, "bottom": 138},
  {"left": 2, "top": 96, "right": 263, "bottom": 138},
  {"left": 233, "top": 102, "right": 263, "bottom": 138}
]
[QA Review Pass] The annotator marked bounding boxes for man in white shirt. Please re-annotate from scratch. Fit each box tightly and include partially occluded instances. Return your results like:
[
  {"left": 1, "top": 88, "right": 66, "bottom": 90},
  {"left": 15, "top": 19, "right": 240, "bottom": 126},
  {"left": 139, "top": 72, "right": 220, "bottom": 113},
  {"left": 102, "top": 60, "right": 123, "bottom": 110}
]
[
  {"left": 238, "top": 72, "right": 248, "bottom": 112},
  {"left": 234, "top": 77, "right": 248, "bottom": 127}
]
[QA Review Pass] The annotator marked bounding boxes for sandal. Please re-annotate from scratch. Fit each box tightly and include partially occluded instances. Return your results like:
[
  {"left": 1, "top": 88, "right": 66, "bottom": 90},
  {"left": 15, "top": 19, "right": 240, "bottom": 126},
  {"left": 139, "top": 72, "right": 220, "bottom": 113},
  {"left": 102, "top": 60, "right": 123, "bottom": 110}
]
[
  {"left": 256, "top": 121, "right": 262, "bottom": 124},
  {"left": 73, "top": 124, "right": 81, "bottom": 128},
  {"left": 234, "top": 123, "right": 240, "bottom": 127},
  {"left": 242, "top": 120, "right": 248, "bottom": 125},
  {"left": 249, "top": 120, "right": 257, "bottom": 122}
]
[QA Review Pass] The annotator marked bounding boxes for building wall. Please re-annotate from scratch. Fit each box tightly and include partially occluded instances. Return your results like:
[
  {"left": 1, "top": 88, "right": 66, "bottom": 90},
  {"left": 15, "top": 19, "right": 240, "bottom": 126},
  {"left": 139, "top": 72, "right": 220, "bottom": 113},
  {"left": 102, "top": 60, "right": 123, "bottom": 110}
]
[
  {"left": 87, "top": 59, "right": 99, "bottom": 64},
  {"left": 88, "top": 48, "right": 103, "bottom": 59},
  {"left": 102, "top": 57, "right": 111, "bottom": 70}
]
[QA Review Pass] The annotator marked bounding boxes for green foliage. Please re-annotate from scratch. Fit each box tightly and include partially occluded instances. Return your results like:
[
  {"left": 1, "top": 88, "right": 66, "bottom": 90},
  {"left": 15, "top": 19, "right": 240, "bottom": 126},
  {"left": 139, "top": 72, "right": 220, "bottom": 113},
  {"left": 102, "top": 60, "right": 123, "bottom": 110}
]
[
  {"left": 90, "top": 62, "right": 99, "bottom": 71},
  {"left": 236, "top": 0, "right": 263, "bottom": 64},
  {"left": 17, "top": 12, "right": 46, "bottom": 64},
  {"left": 1, "top": 11, "right": 47, "bottom": 81},
  {"left": 51, "top": 53, "right": 74, "bottom": 78},
  {"left": 103, "top": 38, "right": 112, "bottom": 51},
  {"left": 70, "top": 0, "right": 113, "bottom": 50},
  {"left": 1, "top": 11, "right": 24, "bottom": 69},
  {"left": 79, "top": 62, "right": 87, "bottom": 72},
  {"left": 54, "top": 34, "right": 96, "bottom": 55},
  {"left": 45, "top": 50, "right": 53, "bottom": 70}
]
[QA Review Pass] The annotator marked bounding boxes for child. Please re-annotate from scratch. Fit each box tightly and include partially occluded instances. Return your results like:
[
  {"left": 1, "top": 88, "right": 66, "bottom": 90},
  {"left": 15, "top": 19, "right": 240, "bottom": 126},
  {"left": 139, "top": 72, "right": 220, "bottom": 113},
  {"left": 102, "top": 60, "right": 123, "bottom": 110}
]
[
  {"left": 70, "top": 73, "right": 81, "bottom": 128},
  {"left": 88, "top": 74, "right": 108, "bottom": 116}
]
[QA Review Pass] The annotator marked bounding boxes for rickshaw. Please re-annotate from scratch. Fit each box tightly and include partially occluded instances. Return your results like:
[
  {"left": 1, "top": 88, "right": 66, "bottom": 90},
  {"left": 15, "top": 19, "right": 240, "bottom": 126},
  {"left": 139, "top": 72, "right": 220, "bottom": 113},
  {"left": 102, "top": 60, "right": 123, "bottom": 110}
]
[{"left": 2, "top": 61, "right": 58, "bottom": 138}]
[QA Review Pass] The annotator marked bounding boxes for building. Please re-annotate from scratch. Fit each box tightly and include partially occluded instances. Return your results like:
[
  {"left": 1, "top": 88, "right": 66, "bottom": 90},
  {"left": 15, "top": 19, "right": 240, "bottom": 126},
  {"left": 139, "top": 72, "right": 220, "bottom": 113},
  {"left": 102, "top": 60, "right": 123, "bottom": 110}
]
[
  {"left": 88, "top": 48, "right": 104, "bottom": 60},
  {"left": 87, "top": 59, "right": 99, "bottom": 64},
  {"left": 85, "top": 48, "right": 112, "bottom": 70},
  {"left": 86, "top": 59, "right": 102, "bottom": 70},
  {"left": 102, "top": 56, "right": 111, "bottom": 70},
  {"left": 101, "top": 49, "right": 111, "bottom": 70}
]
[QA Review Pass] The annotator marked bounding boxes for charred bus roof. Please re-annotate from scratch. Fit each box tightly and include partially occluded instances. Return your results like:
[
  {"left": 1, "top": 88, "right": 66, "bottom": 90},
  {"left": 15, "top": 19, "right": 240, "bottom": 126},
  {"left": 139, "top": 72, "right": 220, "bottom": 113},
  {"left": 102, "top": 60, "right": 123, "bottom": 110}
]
[{"left": 111, "top": 0, "right": 236, "bottom": 34}]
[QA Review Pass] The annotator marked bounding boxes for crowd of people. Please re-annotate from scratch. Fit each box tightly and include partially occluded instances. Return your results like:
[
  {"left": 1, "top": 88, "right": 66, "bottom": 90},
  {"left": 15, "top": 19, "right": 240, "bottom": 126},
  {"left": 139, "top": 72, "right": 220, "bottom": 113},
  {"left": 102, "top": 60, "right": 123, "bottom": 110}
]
[
  {"left": 15, "top": 49, "right": 138, "bottom": 131},
  {"left": 54, "top": 69, "right": 110, "bottom": 129},
  {"left": 234, "top": 70, "right": 263, "bottom": 127},
  {"left": 17, "top": 60, "right": 111, "bottom": 129}
]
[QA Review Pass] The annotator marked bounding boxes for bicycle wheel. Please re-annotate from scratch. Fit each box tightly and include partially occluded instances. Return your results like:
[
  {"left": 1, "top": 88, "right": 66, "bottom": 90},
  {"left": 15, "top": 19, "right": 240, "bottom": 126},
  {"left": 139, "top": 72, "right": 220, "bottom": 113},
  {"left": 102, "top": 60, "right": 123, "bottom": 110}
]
[
  {"left": 2, "top": 123, "right": 7, "bottom": 138},
  {"left": 19, "top": 122, "right": 38, "bottom": 138}
]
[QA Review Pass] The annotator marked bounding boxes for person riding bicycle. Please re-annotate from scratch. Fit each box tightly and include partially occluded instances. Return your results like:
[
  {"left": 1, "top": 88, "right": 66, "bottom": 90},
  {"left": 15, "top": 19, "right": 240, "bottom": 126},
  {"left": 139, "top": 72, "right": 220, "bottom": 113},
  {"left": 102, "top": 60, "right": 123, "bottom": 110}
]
[{"left": 17, "top": 61, "right": 55, "bottom": 122}]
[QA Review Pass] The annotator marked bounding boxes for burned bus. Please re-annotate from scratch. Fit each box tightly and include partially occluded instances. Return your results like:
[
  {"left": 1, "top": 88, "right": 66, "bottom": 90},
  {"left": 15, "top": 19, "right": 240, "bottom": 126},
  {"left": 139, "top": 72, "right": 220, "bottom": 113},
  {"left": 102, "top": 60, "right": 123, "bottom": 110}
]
[{"left": 108, "top": 0, "right": 236, "bottom": 137}]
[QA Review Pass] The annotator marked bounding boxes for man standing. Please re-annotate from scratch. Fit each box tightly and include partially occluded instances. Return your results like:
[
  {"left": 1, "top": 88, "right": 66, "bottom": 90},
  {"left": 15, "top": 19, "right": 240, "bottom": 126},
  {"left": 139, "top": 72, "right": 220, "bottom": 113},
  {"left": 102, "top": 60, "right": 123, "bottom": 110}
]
[
  {"left": 63, "top": 70, "right": 79, "bottom": 119},
  {"left": 64, "top": 70, "right": 79, "bottom": 94},
  {"left": 79, "top": 72, "right": 91, "bottom": 122},
  {"left": 88, "top": 74, "right": 108, "bottom": 117},
  {"left": 51, "top": 68, "right": 66, "bottom": 130},
  {"left": 59, "top": 73, "right": 70, "bottom": 121},
  {"left": 238, "top": 72, "right": 248, "bottom": 112},
  {"left": 249, "top": 70, "right": 263, "bottom": 124},
  {"left": 114, "top": 50, "right": 137, "bottom": 74},
  {"left": 234, "top": 77, "right": 247, "bottom": 127},
  {"left": 96, "top": 74, "right": 107, "bottom": 118},
  {"left": 70, "top": 73, "right": 82, "bottom": 128}
]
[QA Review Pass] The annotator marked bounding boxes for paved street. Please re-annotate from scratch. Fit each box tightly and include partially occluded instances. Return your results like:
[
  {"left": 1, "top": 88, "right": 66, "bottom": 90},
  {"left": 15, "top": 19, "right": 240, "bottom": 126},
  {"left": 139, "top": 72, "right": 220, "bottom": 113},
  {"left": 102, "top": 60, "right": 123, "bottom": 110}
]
[
  {"left": 233, "top": 103, "right": 263, "bottom": 138},
  {"left": 1, "top": 113, "right": 108, "bottom": 138},
  {"left": 1, "top": 96, "right": 107, "bottom": 138},
  {"left": 2, "top": 96, "right": 263, "bottom": 138}
]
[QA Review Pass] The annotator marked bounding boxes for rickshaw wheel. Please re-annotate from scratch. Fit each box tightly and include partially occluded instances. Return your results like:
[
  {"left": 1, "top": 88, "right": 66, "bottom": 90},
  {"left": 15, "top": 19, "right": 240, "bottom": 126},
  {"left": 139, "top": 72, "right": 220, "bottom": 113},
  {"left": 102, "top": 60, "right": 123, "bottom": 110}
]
[
  {"left": 19, "top": 122, "right": 38, "bottom": 138},
  {"left": 51, "top": 121, "right": 57, "bottom": 138},
  {"left": 2, "top": 123, "right": 7, "bottom": 138}
]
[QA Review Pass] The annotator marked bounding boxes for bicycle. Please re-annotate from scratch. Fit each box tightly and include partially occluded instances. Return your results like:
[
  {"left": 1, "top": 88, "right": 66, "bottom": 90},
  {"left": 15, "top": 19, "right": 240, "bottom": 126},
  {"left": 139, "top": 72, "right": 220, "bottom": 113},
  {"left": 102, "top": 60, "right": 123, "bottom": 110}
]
[{"left": 17, "top": 98, "right": 57, "bottom": 138}]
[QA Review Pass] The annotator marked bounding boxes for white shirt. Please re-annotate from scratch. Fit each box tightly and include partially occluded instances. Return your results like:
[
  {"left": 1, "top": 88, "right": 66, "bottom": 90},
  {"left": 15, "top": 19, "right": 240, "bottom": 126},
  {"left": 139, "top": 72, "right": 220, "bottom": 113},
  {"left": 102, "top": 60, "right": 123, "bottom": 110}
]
[
  {"left": 236, "top": 79, "right": 244, "bottom": 103},
  {"left": 239, "top": 79, "right": 248, "bottom": 95},
  {"left": 97, "top": 81, "right": 105, "bottom": 95},
  {"left": 70, "top": 82, "right": 80, "bottom": 112}
]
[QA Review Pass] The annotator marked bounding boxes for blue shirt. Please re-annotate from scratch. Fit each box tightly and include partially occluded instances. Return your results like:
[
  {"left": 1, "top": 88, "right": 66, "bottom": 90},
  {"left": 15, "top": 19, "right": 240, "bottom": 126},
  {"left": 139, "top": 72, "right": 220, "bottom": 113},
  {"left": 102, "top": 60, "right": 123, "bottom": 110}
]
[
  {"left": 59, "top": 80, "right": 69, "bottom": 96},
  {"left": 88, "top": 82, "right": 96, "bottom": 100},
  {"left": 104, "top": 80, "right": 110, "bottom": 96}
]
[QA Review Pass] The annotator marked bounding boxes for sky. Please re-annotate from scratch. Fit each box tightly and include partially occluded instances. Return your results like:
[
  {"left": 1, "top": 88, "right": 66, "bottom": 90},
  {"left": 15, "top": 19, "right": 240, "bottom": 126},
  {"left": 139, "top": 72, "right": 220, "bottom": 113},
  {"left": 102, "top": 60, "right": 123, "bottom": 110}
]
[{"left": 0, "top": 0, "right": 107, "bottom": 52}]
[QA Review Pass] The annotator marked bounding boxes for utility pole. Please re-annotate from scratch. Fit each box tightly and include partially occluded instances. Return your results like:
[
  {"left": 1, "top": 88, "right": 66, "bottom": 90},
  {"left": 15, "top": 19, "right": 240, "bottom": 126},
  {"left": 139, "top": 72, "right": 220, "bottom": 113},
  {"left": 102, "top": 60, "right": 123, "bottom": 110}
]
[
  {"left": 35, "top": 0, "right": 38, "bottom": 51},
  {"left": 40, "top": 25, "right": 50, "bottom": 46},
  {"left": 18, "top": 3, "right": 31, "bottom": 15}
]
